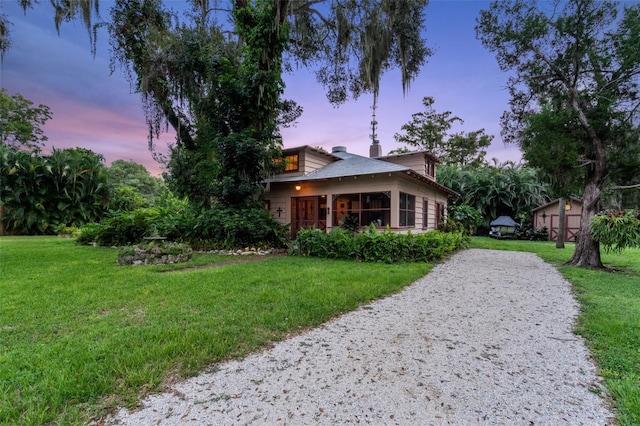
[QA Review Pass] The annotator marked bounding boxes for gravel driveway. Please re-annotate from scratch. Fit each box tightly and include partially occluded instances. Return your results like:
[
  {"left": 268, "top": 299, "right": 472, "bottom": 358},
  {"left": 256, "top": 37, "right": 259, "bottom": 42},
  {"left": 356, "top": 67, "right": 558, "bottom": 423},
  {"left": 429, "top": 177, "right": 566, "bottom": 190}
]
[{"left": 107, "top": 249, "right": 614, "bottom": 425}]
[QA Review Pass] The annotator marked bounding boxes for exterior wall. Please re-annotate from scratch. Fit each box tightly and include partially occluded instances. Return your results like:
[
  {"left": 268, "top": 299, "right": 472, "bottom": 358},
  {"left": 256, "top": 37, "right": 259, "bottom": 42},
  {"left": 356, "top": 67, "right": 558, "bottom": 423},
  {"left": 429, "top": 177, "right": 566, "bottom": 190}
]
[
  {"left": 379, "top": 152, "right": 436, "bottom": 180},
  {"left": 265, "top": 173, "right": 448, "bottom": 235},
  {"left": 533, "top": 199, "right": 583, "bottom": 241},
  {"left": 276, "top": 147, "right": 334, "bottom": 178}
]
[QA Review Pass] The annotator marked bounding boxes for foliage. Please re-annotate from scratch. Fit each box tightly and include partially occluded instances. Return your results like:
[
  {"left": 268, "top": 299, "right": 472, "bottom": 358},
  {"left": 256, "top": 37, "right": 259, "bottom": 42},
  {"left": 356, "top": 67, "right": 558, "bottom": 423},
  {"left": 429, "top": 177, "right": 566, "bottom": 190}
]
[
  {"left": 445, "top": 205, "right": 483, "bottom": 235},
  {"left": 94, "top": 208, "right": 160, "bottom": 246},
  {"left": 339, "top": 214, "right": 360, "bottom": 234},
  {"left": 590, "top": 210, "right": 640, "bottom": 252},
  {"left": 0, "top": 236, "right": 430, "bottom": 424},
  {"left": 0, "top": 145, "right": 109, "bottom": 234},
  {"left": 437, "top": 162, "right": 549, "bottom": 231},
  {"left": 292, "top": 226, "right": 468, "bottom": 263},
  {"left": 520, "top": 105, "right": 585, "bottom": 199},
  {"left": 109, "top": 186, "right": 148, "bottom": 212},
  {"left": 476, "top": 0, "right": 640, "bottom": 268},
  {"left": 0, "top": 88, "right": 52, "bottom": 152},
  {"left": 76, "top": 222, "right": 106, "bottom": 245},
  {"left": 188, "top": 205, "right": 288, "bottom": 249},
  {"left": 13, "top": 1, "right": 430, "bottom": 209},
  {"left": 515, "top": 222, "right": 549, "bottom": 241},
  {"left": 394, "top": 96, "right": 493, "bottom": 166},
  {"left": 106, "top": 160, "right": 166, "bottom": 207}
]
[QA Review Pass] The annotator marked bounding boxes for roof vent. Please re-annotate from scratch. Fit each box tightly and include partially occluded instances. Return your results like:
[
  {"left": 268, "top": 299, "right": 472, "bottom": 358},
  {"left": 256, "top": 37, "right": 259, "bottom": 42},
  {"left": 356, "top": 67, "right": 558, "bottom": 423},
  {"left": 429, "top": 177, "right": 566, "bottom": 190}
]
[{"left": 332, "top": 146, "right": 347, "bottom": 153}]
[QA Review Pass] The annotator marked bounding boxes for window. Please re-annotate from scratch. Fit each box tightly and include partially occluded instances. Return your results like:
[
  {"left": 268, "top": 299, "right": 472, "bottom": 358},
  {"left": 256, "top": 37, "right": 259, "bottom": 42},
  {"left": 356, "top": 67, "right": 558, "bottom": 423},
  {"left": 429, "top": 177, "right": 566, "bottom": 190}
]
[
  {"left": 424, "top": 160, "right": 435, "bottom": 178},
  {"left": 333, "top": 192, "right": 391, "bottom": 228},
  {"left": 399, "top": 192, "right": 416, "bottom": 227},
  {"left": 435, "top": 202, "right": 446, "bottom": 227},
  {"left": 284, "top": 154, "right": 299, "bottom": 171},
  {"left": 422, "top": 198, "right": 429, "bottom": 229}
]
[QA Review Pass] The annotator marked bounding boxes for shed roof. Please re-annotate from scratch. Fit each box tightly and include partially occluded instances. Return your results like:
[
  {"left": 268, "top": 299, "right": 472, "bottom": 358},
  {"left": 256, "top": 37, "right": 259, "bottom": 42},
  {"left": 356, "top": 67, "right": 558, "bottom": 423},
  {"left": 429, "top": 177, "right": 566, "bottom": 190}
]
[{"left": 531, "top": 197, "right": 583, "bottom": 212}]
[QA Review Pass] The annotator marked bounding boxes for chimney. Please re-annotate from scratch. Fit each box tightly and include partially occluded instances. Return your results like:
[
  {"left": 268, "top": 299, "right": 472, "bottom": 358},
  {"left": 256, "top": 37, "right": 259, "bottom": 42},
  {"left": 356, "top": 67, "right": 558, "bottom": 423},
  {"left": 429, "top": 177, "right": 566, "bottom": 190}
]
[{"left": 369, "top": 142, "right": 382, "bottom": 158}]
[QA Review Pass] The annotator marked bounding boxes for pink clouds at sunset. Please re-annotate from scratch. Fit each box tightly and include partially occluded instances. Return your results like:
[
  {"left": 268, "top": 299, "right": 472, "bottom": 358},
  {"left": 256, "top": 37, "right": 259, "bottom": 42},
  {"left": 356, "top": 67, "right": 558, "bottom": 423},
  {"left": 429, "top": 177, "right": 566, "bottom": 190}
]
[{"left": 2, "top": 1, "right": 523, "bottom": 177}]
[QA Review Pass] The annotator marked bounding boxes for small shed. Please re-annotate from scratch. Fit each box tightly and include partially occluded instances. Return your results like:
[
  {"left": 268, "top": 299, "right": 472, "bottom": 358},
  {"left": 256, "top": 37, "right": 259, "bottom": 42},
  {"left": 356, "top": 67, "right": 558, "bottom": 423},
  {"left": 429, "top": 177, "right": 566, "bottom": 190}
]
[
  {"left": 489, "top": 216, "right": 518, "bottom": 239},
  {"left": 532, "top": 198, "right": 583, "bottom": 241}
]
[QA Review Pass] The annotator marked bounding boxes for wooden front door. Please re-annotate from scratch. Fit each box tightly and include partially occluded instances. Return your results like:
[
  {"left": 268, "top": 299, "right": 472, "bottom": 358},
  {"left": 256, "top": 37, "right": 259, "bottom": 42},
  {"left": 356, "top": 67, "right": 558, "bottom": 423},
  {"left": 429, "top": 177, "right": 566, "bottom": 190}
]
[{"left": 292, "top": 196, "right": 326, "bottom": 237}]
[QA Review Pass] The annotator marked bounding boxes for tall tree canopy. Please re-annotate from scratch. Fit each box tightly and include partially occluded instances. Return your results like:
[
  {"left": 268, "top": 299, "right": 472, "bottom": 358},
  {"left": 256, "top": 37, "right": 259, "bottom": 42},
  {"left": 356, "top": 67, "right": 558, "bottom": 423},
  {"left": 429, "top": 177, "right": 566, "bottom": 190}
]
[
  {"left": 477, "top": 0, "right": 640, "bottom": 268},
  {"left": 11, "top": 0, "right": 431, "bottom": 208},
  {"left": 394, "top": 96, "right": 493, "bottom": 166},
  {"left": 0, "top": 88, "right": 52, "bottom": 152}
]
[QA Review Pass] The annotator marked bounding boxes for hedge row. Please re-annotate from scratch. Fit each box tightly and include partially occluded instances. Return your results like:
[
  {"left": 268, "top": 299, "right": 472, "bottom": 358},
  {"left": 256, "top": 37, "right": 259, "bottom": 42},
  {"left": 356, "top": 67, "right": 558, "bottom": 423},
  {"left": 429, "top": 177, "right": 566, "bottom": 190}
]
[{"left": 291, "top": 226, "right": 469, "bottom": 263}]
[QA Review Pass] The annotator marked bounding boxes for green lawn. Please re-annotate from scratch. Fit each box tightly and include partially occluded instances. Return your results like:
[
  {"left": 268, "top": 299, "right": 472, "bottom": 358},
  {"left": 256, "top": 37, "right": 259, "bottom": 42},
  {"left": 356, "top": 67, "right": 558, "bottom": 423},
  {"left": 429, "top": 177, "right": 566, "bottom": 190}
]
[
  {"left": 470, "top": 237, "right": 640, "bottom": 425},
  {"left": 0, "top": 236, "right": 432, "bottom": 425},
  {"left": 2, "top": 237, "right": 638, "bottom": 424}
]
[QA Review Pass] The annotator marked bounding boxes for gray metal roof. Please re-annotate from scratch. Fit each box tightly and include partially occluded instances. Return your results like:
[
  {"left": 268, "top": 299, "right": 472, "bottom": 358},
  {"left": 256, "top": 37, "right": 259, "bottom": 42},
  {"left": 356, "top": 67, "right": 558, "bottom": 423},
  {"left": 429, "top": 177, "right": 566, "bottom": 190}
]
[
  {"left": 267, "top": 150, "right": 410, "bottom": 183},
  {"left": 490, "top": 216, "right": 518, "bottom": 227}
]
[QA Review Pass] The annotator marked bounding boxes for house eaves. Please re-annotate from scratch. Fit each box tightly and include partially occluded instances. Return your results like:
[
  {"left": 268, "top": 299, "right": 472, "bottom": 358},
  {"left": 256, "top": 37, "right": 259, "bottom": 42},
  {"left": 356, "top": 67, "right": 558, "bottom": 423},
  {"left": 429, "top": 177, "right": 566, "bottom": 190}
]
[{"left": 266, "top": 150, "right": 458, "bottom": 198}]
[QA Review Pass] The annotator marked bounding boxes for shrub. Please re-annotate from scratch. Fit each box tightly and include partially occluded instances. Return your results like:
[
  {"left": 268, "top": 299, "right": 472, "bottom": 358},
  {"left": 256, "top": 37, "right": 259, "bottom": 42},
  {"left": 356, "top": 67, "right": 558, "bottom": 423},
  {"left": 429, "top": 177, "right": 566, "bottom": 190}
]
[
  {"left": 188, "top": 205, "right": 288, "bottom": 249},
  {"left": 445, "top": 205, "right": 483, "bottom": 235},
  {"left": 76, "top": 223, "right": 106, "bottom": 245},
  {"left": 95, "top": 208, "right": 160, "bottom": 246},
  {"left": 292, "top": 226, "right": 468, "bottom": 263}
]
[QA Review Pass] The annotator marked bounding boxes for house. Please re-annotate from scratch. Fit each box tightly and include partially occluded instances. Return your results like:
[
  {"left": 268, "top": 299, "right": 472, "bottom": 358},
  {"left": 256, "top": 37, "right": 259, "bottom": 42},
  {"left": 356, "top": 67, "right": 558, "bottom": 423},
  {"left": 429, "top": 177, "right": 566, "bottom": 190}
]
[
  {"left": 265, "top": 142, "right": 457, "bottom": 237},
  {"left": 531, "top": 197, "right": 583, "bottom": 241},
  {"left": 489, "top": 215, "right": 519, "bottom": 239}
]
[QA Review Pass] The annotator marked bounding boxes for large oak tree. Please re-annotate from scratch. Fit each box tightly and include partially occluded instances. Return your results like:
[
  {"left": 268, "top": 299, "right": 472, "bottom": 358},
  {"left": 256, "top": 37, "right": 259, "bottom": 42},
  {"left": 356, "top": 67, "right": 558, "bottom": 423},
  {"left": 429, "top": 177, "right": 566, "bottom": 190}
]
[
  {"left": 477, "top": 0, "right": 640, "bottom": 268},
  {"left": 10, "top": 0, "right": 431, "bottom": 208}
]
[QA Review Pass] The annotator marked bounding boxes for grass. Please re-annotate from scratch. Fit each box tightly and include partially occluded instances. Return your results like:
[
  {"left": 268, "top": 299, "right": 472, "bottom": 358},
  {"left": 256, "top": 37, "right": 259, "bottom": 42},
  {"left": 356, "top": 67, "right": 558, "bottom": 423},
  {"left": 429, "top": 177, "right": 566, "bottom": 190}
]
[
  {"left": 470, "top": 237, "right": 640, "bottom": 425},
  {"left": 0, "top": 236, "right": 432, "bottom": 425}
]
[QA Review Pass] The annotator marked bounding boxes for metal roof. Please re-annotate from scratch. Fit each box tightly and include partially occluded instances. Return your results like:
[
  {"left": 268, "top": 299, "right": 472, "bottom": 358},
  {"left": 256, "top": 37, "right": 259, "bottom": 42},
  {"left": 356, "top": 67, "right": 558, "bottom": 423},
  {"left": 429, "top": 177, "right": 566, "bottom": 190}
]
[
  {"left": 490, "top": 216, "right": 518, "bottom": 227},
  {"left": 266, "top": 148, "right": 458, "bottom": 197}
]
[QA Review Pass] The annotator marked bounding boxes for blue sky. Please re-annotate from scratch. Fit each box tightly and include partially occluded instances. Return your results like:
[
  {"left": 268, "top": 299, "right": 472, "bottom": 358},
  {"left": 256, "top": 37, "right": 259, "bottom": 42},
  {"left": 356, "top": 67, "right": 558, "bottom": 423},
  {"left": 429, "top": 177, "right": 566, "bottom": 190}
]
[{"left": 1, "top": 0, "right": 520, "bottom": 176}]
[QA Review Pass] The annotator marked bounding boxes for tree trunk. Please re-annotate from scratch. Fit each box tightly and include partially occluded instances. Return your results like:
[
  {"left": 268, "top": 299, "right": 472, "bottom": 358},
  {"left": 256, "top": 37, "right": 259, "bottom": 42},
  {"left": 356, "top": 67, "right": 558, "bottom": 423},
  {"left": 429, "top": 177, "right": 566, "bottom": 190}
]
[
  {"left": 567, "top": 179, "right": 604, "bottom": 268},
  {"left": 556, "top": 198, "right": 566, "bottom": 249}
]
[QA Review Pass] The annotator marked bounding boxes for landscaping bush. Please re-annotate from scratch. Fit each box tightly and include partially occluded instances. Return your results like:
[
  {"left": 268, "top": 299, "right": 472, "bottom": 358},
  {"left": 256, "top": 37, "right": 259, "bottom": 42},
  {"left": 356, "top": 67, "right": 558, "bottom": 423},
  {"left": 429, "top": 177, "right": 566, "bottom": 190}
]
[
  {"left": 188, "top": 205, "right": 288, "bottom": 249},
  {"left": 76, "top": 223, "right": 106, "bottom": 245},
  {"left": 292, "top": 226, "right": 468, "bottom": 263},
  {"left": 95, "top": 208, "right": 160, "bottom": 246},
  {"left": 444, "top": 205, "right": 483, "bottom": 235}
]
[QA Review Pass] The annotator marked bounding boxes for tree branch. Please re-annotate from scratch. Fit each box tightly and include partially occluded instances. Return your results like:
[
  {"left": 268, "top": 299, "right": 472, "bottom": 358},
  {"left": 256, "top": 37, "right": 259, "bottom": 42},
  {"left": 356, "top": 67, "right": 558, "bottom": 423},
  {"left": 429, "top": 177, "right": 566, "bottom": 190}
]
[{"left": 608, "top": 183, "right": 640, "bottom": 191}]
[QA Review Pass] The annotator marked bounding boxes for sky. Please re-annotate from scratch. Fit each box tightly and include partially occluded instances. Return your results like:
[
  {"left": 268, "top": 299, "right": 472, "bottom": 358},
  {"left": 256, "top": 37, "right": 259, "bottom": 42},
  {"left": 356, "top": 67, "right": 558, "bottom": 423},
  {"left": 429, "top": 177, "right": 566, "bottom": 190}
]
[{"left": 1, "top": 0, "right": 520, "bottom": 177}]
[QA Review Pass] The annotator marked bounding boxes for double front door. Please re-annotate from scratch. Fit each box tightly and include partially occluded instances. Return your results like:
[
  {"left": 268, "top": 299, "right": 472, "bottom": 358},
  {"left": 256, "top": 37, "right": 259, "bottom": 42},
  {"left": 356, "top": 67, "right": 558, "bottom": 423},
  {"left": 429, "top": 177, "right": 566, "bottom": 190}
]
[{"left": 292, "top": 196, "right": 327, "bottom": 237}]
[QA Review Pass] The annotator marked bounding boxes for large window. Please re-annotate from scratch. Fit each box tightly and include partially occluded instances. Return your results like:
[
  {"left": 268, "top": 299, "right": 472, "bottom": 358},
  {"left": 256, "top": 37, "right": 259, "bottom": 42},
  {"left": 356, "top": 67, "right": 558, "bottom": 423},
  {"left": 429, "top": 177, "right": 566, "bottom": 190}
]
[
  {"left": 399, "top": 192, "right": 416, "bottom": 227},
  {"left": 333, "top": 192, "right": 391, "bottom": 228}
]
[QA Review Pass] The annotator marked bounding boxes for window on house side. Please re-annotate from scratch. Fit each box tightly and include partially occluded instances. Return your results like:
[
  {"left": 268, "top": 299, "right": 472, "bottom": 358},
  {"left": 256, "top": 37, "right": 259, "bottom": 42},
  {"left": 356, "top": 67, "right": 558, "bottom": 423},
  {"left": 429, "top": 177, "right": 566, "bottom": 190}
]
[
  {"left": 284, "top": 154, "right": 299, "bottom": 171},
  {"left": 422, "top": 198, "right": 429, "bottom": 229},
  {"left": 399, "top": 192, "right": 416, "bottom": 227}
]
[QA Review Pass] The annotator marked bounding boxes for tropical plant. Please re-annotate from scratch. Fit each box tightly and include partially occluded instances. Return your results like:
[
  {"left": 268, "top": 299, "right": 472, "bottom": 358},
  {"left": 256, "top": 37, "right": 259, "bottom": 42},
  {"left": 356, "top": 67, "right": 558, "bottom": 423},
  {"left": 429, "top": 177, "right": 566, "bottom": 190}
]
[
  {"left": 445, "top": 205, "right": 483, "bottom": 235},
  {"left": 590, "top": 210, "right": 640, "bottom": 253},
  {"left": 0, "top": 145, "right": 109, "bottom": 234},
  {"left": 477, "top": 0, "right": 640, "bottom": 268},
  {"left": 437, "top": 162, "right": 549, "bottom": 231}
]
